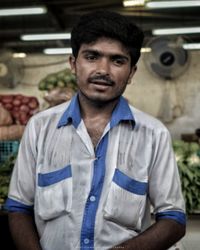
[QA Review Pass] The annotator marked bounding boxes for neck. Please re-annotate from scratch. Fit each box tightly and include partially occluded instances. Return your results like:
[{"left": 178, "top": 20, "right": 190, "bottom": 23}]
[
  {"left": 77, "top": 92, "right": 120, "bottom": 148},
  {"left": 78, "top": 92, "right": 119, "bottom": 120}
]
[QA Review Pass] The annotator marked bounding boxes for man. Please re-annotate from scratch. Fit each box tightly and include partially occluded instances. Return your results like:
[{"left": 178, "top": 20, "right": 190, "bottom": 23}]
[{"left": 5, "top": 10, "right": 186, "bottom": 250}]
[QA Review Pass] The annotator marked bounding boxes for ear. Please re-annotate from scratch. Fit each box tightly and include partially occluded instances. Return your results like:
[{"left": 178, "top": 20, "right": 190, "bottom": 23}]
[
  {"left": 127, "top": 66, "right": 137, "bottom": 85},
  {"left": 69, "top": 55, "right": 76, "bottom": 74}
]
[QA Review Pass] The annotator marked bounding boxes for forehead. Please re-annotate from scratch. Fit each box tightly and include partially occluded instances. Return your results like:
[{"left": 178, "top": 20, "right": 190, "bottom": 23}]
[{"left": 78, "top": 37, "right": 130, "bottom": 57}]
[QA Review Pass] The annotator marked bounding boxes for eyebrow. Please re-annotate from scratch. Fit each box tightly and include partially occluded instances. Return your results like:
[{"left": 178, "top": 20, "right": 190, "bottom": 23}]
[{"left": 81, "top": 49, "right": 129, "bottom": 61}]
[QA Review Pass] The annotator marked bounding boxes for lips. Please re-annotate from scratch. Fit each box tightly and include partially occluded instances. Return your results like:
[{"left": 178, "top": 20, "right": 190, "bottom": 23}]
[{"left": 90, "top": 80, "right": 112, "bottom": 86}]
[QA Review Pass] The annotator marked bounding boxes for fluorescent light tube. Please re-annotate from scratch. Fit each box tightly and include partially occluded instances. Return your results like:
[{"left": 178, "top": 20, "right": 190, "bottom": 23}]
[
  {"left": 44, "top": 48, "right": 72, "bottom": 55},
  {"left": 146, "top": 1, "right": 200, "bottom": 9},
  {"left": 183, "top": 43, "right": 200, "bottom": 50},
  {"left": 152, "top": 27, "right": 200, "bottom": 35},
  {"left": 123, "top": 0, "right": 145, "bottom": 7},
  {"left": 141, "top": 47, "right": 151, "bottom": 53},
  {"left": 0, "top": 7, "right": 47, "bottom": 16},
  {"left": 21, "top": 33, "right": 71, "bottom": 41},
  {"left": 12, "top": 53, "right": 27, "bottom": 58}
]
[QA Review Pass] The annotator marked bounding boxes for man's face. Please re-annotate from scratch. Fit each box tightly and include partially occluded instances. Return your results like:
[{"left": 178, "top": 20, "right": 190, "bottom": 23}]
[{"left": 70, "top": 37, "right": 136, "bottom": 104}]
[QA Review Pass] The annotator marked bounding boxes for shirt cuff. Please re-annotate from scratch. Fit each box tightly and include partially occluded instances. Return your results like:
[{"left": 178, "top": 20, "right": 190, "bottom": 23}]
[
  {"left": 155, "top": 210, "right": 186, "bottom": 225},
  {"left": 4, "top": 197, "right": 33, "bottom": 215}
]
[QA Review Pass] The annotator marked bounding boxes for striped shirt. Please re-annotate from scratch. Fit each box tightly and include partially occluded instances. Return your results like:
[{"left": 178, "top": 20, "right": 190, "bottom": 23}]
[{"left": 5, "top": 94, "right": 186, "bottom": 250}]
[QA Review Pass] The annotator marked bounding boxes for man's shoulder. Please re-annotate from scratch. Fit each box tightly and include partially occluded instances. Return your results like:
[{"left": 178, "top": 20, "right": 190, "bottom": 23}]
[
  {"left": 35, "top": 101, "right": 70, "bottom": 118},
  {"left": 28, "top": 100, "right": 71, "bottom": 127},
  {"left": 129, "top": 105, "right": 168, "bottom": 133}
]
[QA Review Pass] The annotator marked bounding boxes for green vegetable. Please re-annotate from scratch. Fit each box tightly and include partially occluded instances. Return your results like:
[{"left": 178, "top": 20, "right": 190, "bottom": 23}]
[
  {"left": 173, "top": 140, "right": 200, "bottom": 214},
  {"left": 38, "top": 68, "right": 77, "bottom": 91},
  {"left": 0, "top": 153, "right": 17, "bottom": 206},
  {"left": 57, "top": 80, "right": 66, "bottom": 88}
]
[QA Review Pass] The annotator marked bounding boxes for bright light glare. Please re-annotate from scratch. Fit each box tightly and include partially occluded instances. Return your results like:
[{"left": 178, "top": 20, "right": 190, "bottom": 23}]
[
  {"left": 146, "top": 1, "right": 200, "bottom": 9},
  {"left": 141, "top": 47, "right": 152, "bottom": 53},
  {"left": 183, "top": 43, "right": 200, "bottom": 50},
  {"left": 0, "top": 7, "right": 47, "bottom": 16},
  {"left": 44, "top": 48, "right": 72, "bottom": 55},
  {"left": 123, "top": 0, "right": 145, "bottom": 7},
  {"left": 12, "top": 53, "right": 27, "bottom": 58},
  {"left": 153, "top": 27, "right": 200, "bottom": 35},
  {"left": 21, "top": 33, "right": 71, "bottom": 41}
]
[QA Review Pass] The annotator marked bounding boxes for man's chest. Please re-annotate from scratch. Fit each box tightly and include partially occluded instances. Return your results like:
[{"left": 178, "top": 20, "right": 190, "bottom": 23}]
[{"left": 83, "top": 117, "right": 110, "bottom": 148}]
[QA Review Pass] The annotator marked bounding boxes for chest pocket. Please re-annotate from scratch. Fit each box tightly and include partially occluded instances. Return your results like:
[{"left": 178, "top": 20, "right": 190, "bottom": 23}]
[
  {"left": 104, "top": 168, "right": 148, "bottom": 229},
  {"left": 35, "top": 165, "right": 72, "bottom": 220}
]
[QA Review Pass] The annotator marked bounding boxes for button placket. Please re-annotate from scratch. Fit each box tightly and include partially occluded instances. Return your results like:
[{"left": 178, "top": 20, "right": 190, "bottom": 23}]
[{"left": 89, "top": 195, "right": 96, "bottom": 202}]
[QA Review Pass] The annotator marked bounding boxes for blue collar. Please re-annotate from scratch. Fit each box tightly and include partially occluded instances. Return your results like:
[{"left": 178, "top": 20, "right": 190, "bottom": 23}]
[
  {"left": 57, "top": 93, "right": 81, "bottom": 128},
  {"left": 57, "top": 94, "right": 135, "bottom": 129}
]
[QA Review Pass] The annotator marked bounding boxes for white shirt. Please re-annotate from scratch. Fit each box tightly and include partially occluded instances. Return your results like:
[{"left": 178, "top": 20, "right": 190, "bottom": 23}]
[{"left": 6, "top": 94, "right": 186, "bottom": 250}]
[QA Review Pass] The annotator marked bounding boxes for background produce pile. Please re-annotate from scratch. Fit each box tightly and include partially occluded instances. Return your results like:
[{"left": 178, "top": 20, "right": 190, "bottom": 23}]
[
  {"left": 0, "top": 153, "right": 16, "bottom": 206},
  {"left": 0, "top": 94, "right": 39, "bottom": 140},
  {"left": 0, "top": 94, "right": 39, "bottom": 125},
  {"left": 38, "top": 68, "right": 77, "bottom": 107},
  {"left": 38, "top": 68, "right": 77, "bottom": 91},
  {"left": 173, "top": 140, "right": 200, "bottom": 214}
]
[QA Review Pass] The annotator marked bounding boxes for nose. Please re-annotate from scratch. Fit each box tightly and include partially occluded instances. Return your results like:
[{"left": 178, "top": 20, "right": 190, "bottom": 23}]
[{"left": 96, "top": 58, "right": 110, "bottom": 75}]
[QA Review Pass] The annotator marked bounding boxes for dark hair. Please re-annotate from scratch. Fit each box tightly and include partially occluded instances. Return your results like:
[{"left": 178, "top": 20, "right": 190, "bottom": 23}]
[{"left": 70, "top": 10, "right": 144, "bottom": 66}]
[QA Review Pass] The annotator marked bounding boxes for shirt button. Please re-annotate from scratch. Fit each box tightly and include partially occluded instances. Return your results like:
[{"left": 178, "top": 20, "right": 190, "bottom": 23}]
[
  {"left": 84, "top": 238, "right": 90, "bottom": 244},
  {"left": 90, "top": 195, "right": 96, "bottom": 202}
]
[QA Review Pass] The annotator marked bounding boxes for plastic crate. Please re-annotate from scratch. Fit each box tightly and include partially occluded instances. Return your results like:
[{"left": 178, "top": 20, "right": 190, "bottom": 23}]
[{"left": 0, "top": 141, "right": 20, "bottom": 164}]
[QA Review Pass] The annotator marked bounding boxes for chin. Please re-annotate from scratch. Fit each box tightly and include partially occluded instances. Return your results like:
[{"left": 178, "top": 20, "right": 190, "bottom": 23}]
[
  {"left": 88, "top": 94, "right": 120, "bottom": 105},
  {"left": 79, "top": 90, "right": 121, "bottom": 104}
]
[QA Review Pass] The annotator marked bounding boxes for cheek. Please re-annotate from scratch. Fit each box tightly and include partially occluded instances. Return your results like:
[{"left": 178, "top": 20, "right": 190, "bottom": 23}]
[
  {"left": 75, "top": 68, "right": 91, "bottom": 88},
  {"left": 116, "top": 71, "right": 130, "bottom": 85},
  {"left": 75, "top": 63, "right": 91, "bottom": 79}
]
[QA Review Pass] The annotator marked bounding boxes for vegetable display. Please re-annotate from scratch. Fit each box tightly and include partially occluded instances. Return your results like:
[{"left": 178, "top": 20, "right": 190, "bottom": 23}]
[
  {"left": 43, "top": 87, "right": 75, "bottom": 107},
  {"left": 38, "top": 68, "right": 77, "bottom": 91},
  {"left": 38, "top": 68, "right": 77, "bottom": 107},
  {"left": 173, "top": 140, "right": 200, "bottom": 214},
  {"left": 0, "top": 94, "right": 39, "bottom": 125},
  {"left": 0, "top": 125, "right": 25, "bottom": 140},
  {"left": 0, "top": 104, "right": 13, "bottom": 126},
  {"left": 0, "top": 153, "right": 16, "bottom": 206}
]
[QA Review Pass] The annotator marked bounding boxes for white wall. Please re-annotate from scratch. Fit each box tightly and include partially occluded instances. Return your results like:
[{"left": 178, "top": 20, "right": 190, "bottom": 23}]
[
  {"left": 125, "top": 51, "right": 200, "bottom": 139},
  {"left": 0, "top": 51, "right": 199, "bottom": 139}
]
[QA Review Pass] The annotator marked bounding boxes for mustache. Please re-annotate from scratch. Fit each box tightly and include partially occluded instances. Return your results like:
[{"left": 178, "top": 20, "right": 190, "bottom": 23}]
[{"left": 88, "top": 75, "right": 115, "bottom": 85}]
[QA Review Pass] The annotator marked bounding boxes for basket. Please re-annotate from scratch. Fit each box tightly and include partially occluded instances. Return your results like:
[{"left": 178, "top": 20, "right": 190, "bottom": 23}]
[{"left": 0, "top": 141, "right": 20, "bottom": 164}]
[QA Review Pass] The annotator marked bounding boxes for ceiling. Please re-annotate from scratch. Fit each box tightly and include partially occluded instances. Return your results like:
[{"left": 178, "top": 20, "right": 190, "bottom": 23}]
[{"left": 0, "top": 0, "right": 200, "bottom": 54}]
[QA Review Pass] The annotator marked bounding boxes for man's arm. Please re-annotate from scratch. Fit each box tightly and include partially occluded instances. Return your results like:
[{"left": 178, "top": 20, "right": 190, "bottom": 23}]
[
  {"left": 110, "top": 219, "right": 185, "bottom": 250},
  {"left": 8, "top": 212, "right": 42, "bottom": 250}
]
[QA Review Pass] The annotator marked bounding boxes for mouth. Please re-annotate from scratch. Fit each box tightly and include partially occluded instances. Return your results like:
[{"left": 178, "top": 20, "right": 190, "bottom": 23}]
[
  {"left": 88, "top": 75, "right": 115, "bottom": 87},
  {"left": 90, "top": 80, "right": 112, "bottom": 86}
]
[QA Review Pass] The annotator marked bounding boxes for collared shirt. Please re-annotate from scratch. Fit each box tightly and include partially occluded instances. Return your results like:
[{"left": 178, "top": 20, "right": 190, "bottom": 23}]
[{"left": 5, "top": 94, "right": 186, "bottom": 250}]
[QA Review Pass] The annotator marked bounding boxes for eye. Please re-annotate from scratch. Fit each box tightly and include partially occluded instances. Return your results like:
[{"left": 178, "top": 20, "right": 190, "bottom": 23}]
[
  {"left": 112, "top": 57, "right": 127, "bottom": 66},
  {"left": 85, "top": 54, "right": 98, "bottom": 61}
]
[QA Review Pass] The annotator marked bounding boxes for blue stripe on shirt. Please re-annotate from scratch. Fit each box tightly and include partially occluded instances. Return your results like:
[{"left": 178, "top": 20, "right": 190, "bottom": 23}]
[
  {"left": 113, "top": 168, "right": 148, "bottom": 195},
  {"left": 79, "top": 97, "right": 137, "bottom": 249},
  {"left": 4, "top": 198, "right": 33, "bottom": 214},
  {"left": 38, "top": 165, "right": 72, "bottom": 187},
  {"left": 80, "top": 135, "right": 109, "bottom": 250},
  {"left": 156, "top": 211, "right": 186, "bottom": 225}
]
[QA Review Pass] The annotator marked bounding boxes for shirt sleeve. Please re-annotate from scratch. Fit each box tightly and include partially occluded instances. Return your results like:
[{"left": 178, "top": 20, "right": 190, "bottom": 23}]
[
  {"left": 148, "top": 129, "right": 186, "bottom": 225},
  {"left": 5, "top": 118, "right": 38, "bottom": 214}
]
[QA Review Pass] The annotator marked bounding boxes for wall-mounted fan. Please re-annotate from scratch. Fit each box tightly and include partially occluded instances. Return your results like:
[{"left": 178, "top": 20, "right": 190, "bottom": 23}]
[
  {"left": 0, "top": 49, "right": 24, "bottom": 88},
  {"left": 143, "top": 36, "right": 190, "bottom": 123},
  {"left": 144, "top": 36, "right": 189, "bottom": 80}
]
